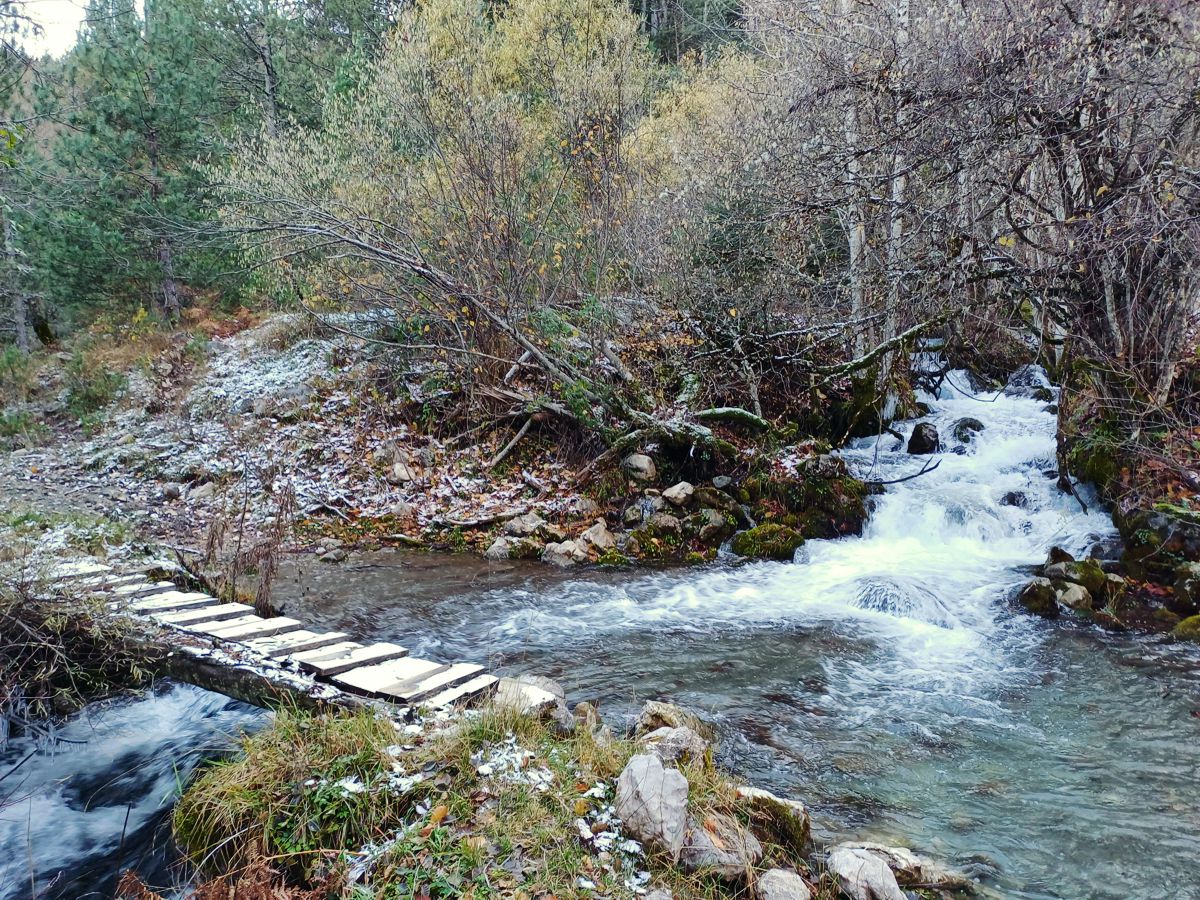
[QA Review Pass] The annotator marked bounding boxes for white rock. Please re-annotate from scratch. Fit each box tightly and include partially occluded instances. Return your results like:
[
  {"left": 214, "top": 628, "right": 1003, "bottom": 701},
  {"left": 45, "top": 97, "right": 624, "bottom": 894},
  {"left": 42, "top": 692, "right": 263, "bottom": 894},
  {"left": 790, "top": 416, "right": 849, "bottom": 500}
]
[
  {"left": 543, "top": 539, "right": 589, "bottom": 567},
  {"left": 639, "top": 726, "right": 708, "bottom": 763},
  {"left": 1057, "top": 582, "right": 1092, "bottom": 610},
  {"left": 826, "top": 846, "right": 906, "bottom": 900},
  {"left": 615, "top": 754, "right": 689, "bottom": 860},
  {"left": 623, "top": 453, "right": 657, "bottom": 482},
  {"left": 579, "top": 519, "right": 617, "bottom": 552},
  {"left": 757, "top": 869, "right": 812, "bottom": 900},
  {"left": 662, "top": 481, "right": 695, "bottom": 507},
  {"left": 504, "top": 512, "right": 547, "bottom": 537}
]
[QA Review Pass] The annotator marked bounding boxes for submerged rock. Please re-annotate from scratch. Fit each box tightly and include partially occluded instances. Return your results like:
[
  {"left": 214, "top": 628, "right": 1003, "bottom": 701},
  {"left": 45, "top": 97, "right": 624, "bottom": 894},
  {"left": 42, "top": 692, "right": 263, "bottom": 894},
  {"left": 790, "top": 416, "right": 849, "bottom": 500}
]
[
  {"left": 731, "top": 524, "right": 804, "bottom": 561},
  {"left": 1000, "top": 491, "right": 1028, "bottom": 508},
  {"left": 615, "top": 754, "right": 689, "bottom": 860},
  {"left": 1018, "top": 578, "right": 1059, "bottom": 617},
  {"left": 951, "top": 417, "right": 985, "bottom": 443},
  {"left": 907, "top": 422, "right": 940, "bottom": 454},
  {"left": 680, "top": 812, "right": 763, "bottom": 879}
]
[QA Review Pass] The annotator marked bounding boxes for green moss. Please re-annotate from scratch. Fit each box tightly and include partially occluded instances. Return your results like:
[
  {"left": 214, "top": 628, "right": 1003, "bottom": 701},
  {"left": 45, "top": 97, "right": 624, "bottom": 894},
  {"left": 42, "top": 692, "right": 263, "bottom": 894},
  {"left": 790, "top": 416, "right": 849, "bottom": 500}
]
[
  {"left": 731, "top": 524, "right": 804, "bottom": 561},
  {"left": 1171, "top": 614, "right": 1200, "bottom": 642}
]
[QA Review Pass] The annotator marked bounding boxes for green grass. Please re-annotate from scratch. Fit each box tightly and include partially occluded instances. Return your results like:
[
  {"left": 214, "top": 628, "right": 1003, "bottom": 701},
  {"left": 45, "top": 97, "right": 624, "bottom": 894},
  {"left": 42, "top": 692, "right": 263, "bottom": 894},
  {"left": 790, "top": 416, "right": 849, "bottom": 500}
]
[{"left": 172, "top": 703, "right": 828, "bottom": 899}]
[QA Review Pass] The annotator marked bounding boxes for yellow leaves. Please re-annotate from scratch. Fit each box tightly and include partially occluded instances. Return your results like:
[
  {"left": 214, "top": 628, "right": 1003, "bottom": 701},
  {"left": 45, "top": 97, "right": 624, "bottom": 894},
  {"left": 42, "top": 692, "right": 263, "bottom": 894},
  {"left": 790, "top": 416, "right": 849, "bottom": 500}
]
[
  {"left": 997, "top": 234, "right": 1016, "bottom": 249},
  {"left": 574, "top": 798, "right": 590, "bottom": 816},
  {"left": 728, "top": 307, "right": 737, "bottom": 318},
  {"left": 430, "top": 804, "right": 449, "bottom": 825}
]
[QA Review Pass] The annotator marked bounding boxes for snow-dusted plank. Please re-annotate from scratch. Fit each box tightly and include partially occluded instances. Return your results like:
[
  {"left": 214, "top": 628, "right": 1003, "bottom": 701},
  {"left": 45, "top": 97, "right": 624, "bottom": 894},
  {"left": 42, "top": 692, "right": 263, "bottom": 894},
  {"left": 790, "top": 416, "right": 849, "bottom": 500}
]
[
  {"left": 186, "top": 614, "right": 262, "bottom": 636},
  {"left": 291, "top": 642, "right": 408, "bottom": 677},
  {"left": 423, "top": 674, "right": 499, "bottom": 710},
  {"left": 383, "top": 663, "right": 486, "bottom": 705},
  {"left": 243, "top": 630, "right": 350, "bottom": 659},
  {"left": 112, "top": 580, "right": 177, "bottom": 598},
  {"left": 50, "top": 560, "right": 112, "bottom": 581},
  {"left": 332, "top": 657, "right": 445, "bottom": 696},
  {"left": 154, "top": 603, "right": 254, "bottom": 626},
  {"left": 76, "top": 574, "right": 148, "bottom": 592},
  {"left": 204, "top": 617, "right": 304, "bottom": 642},
  {"left": 130, "top": 592, "right": 218, "bottom": 614}
]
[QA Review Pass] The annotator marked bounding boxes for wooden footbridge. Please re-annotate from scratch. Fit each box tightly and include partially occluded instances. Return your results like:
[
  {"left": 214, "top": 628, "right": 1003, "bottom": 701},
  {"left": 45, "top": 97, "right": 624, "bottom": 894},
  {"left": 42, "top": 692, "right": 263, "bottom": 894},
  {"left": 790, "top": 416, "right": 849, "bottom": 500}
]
[{"left": 49, "top": 559, "right": 505, "bottom": 712}]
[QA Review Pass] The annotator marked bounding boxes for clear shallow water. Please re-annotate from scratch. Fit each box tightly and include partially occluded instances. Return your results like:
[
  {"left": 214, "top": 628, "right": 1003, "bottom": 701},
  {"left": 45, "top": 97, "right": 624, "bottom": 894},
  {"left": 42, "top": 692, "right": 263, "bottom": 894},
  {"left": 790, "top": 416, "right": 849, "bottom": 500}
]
[
  {"left": 274, "top": 373, "right": 1200, "bottom": 899},
  {"left": 0, "top": 684, "right": 263, "bottom": 899}
]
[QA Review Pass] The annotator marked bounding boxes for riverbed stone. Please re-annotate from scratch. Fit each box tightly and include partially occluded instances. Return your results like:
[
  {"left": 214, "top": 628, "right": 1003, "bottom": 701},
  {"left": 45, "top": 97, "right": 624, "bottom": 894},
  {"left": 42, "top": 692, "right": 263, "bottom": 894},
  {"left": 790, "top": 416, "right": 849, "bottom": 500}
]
[
  {"left": 542, "top": 539, "right": 589, "bottom": 567},
  {"left": 826, "top": 846, "right": 906, "bottom": 900},
  {"left": 756, "top": 869, "right": 811, "bottom": 900},
  {"left": 1056, "top": 582, "right": 1092, "bottom": 611},
  {"left": 679, "top": 812, "right": 762, "bottom": 879},
  {"left": 647, "top": 511, "right": 682, "bottom": 536},
  {"left": 907, "top": 422, "right": 940, "bottom": 454},
  {"left": 1046, "top": 546, "right": 1075, "bottom": 566},
  {"left": 484, "top": 536, "right": 542, "bottom": 561},
  {"left": 623, "top": 453, "right": 657, "bottom": 482},
  {"left": 571, "top": 497, "right": 601, "bottom": 517},
  {"left": 837, "top": 842, "right": 976, "bottom": 893},
  {"left": 615, "top": 754, "right": 689, "bottom": 860},
  {"left": 1018, "top": 578, "right": 1059, "bottom": 617},
  {"left": 951, "top": 417, "right": 985, "bottom": 443},
  {"left": 636, "top": 700, "right": 715, "bottom": 740},
  {"left": 639, "top": 725, "right": 708, "bottom": 763},
  {"left": 1044, "top": 558, "right": 1107, "bottom": 595},
  {"left": 735, "top": 785, "right": 811, "bottom": 852},
  {"left": 693, "top": 485, "right": 739, "bottom": 514},
  {"left": 662, "top": 481, "right": 695, "bottom": 507}
]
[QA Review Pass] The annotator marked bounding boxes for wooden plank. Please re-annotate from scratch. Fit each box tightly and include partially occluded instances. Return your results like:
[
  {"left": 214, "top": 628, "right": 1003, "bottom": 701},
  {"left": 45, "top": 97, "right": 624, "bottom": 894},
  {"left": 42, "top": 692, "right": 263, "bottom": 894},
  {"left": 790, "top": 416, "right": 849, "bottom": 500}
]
[
  {"left": 291, "top": 642, "right": 407, "bottom": 677},
  {"left": 205, "top": 617, "right": 304, "bottom": 642},
  {"left": 112, "top": 580, "right": 177, "bottom": 598},
  {"left": 76, "top": 574, "right": 147, "bottom": 592},
  {"left": 423, "top": 674, "right": 500, "bottom": 710},
  {"left": 243, "top": 630, "right": 350, "bottom": 659},
  {"left": 184, "top": 615, "right": 262, "bottom": 636},
  {"left": 389, "top": 663, "right": 487, "bottom": 704},
  {"left": 332, "top": 657, "right": 445, "bottom": 696},
  {"left": 130, "top": 592, "right": 217, "bottom": 614},
  {"left": 154, "top": 603, "right": 254, "bottom": 626}
]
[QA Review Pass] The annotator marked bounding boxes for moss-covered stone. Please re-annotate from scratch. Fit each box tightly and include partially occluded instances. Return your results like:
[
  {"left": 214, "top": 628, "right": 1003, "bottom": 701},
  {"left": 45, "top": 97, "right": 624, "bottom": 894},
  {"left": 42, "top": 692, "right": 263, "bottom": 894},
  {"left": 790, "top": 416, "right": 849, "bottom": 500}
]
[
  {"left": 731, "top": 525, "right": 804, "bottom": 561},
  {"left": 1018, "top": 578, "right": 1059, "bottom": 617},
  {"left": 1171, "top": 614, "right": 1200, "bottom": 642}
]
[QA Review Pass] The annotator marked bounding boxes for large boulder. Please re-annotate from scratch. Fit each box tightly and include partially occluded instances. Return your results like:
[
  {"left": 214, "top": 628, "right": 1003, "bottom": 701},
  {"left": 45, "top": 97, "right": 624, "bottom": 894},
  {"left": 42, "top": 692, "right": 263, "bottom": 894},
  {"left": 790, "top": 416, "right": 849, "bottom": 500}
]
[
  {"left": 1044, "top": 558, "right": 1107, "bottom": 595},
  {"left": 735, "top": 785, "right": 811, "bottom": 852},
  {"left": 679, "top": 813, "right": 763, "bottom": 880},
  {"left": 826, "top": 846, "right": 906, "bottom": 900},
  {"left": 636, "top": 700, "right": 715, "bottom": 741},
  {"left": 731, "top": 525, "right": 804, "bottom": 561},
  {"left": 484, "top": 536, "right": 542, "bottom": 561},
  {"left": 1117, "top": 507, "right": 1200, "bottom": 579},
  {"left": 614, "top": 754, "right": 689, "bottom": 860},
  {"left": 579, "top": 519, "right": 617, "bottom": 553},
  {"left": 757, "top": 870, "right": 812, "bottom": 900},
  {"left": 907, "top": 423, "right": 940, "bottom": 455},
  {"left": 623, "top": 453, "right": 658, "bottom": 482},
  {"left": 542, "top": 540, "right": 589, "bottom": 568},
  {"left": 1018, "top": 578, "right": 1059, "bottom": 617}
]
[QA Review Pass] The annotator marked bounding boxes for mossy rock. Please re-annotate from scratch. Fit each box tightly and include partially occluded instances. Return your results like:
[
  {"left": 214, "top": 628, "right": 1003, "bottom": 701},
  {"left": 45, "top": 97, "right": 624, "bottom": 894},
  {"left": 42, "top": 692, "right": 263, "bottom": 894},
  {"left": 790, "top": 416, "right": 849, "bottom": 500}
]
[
  {"left": 1043, "top": 558, "right": 1107, "bottom": 596},
  {"left": 731, "top": 525, "right": 804, "bottom": 561},
  {"left": 1171, "top": 614, "right": 1200, "bottom": 642},
  {"left": 1018, "top": 578, "right": 1059, "bottom": 618},
  {"left": 748, "top": 463, "right": 869, "bottom": 541}
]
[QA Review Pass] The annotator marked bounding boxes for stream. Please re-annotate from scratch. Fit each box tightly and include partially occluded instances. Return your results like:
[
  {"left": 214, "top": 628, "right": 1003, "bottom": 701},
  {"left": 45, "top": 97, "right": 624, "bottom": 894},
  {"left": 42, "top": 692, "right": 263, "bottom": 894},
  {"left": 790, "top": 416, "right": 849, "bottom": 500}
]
[
  {"left": 3, "top": 370, "right": 1199, "bottom": 898},
  {"left": 270, "top": 370, "right": 1200, "bottom": 899}
]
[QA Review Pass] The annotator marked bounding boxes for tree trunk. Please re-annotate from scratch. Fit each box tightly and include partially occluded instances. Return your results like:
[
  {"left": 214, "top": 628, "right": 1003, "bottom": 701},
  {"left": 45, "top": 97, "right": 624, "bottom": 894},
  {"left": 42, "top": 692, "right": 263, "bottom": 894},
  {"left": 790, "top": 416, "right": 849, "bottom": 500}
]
[
  {"left": 3, "top": 204, "right": 30, "bottom": 354},
  {"left": 879, "top": 0, "right": 909, "bottom": 387},
  {"left": 839, "top": 0, "right": 868, "bottom": 356}
]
